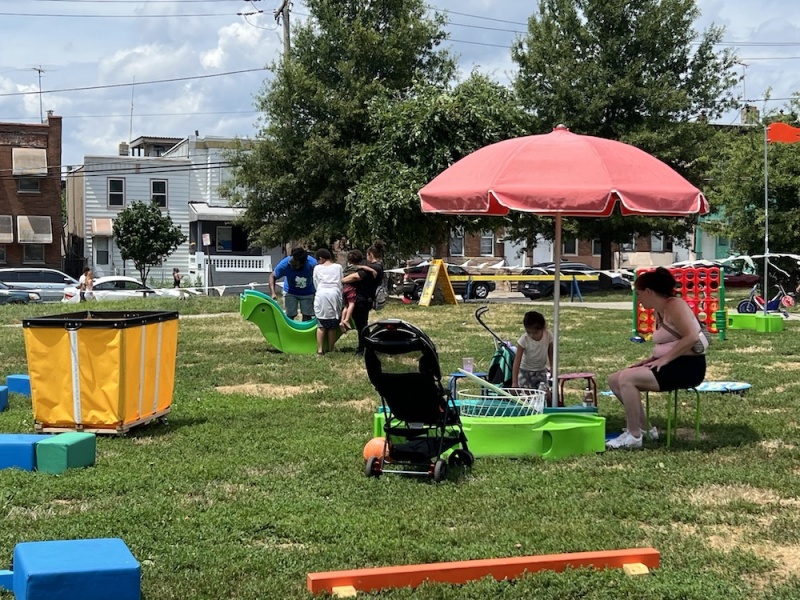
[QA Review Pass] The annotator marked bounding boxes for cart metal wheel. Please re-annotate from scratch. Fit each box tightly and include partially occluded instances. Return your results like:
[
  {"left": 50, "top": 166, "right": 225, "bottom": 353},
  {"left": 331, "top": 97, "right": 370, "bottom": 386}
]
[
  {"left": 737, "top": 299, "right": 757, "bottom": 314},
  {"left": 433, "top": 459, "right": 448, "bottom": 482},
  {"left": 365, "top": 456, "right": 382, "bottom": 478},
  {"left": 448, "top": 449, "right": 475, "bottom": 468}
]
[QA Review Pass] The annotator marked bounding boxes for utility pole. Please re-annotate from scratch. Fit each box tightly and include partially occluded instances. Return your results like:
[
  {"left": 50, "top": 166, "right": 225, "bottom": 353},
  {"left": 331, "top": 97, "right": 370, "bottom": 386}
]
[
  {"left": 274, "top": 0, "right": 291, "bottom": 64},
  {"left": 33, "top": 66, "right": 45, "bottom": 123}
]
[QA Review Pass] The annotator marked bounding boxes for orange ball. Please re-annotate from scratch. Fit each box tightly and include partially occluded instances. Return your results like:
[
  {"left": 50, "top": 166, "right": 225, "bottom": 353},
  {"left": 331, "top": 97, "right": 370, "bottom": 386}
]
[{"left": 363, "top": 437, "right": 389, "bottom": 462}]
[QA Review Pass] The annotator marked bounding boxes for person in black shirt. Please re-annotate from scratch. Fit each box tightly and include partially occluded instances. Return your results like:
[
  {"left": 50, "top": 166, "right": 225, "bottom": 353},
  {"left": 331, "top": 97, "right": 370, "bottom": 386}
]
[{"left": 342, "top": 240, "right": 385, "bottom": 355}]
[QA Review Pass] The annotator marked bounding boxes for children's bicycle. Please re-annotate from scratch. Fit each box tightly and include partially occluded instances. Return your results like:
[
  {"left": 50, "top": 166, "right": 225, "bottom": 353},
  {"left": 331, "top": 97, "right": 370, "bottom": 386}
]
[{"left": 737, "top": 283, "right": 795, "bottom": 318}]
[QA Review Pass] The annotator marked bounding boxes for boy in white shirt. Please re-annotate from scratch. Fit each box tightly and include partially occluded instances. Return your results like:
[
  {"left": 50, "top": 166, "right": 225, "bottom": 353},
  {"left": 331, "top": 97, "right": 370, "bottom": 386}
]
[{"left": 511, "top": 311, "right": 553, "bottom": 389}]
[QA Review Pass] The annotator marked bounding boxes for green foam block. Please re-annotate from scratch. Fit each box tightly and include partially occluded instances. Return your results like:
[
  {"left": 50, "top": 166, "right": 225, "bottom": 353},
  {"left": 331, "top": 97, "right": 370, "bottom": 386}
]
[{"left": 35, "top": 432, "right": 96, "bottom": 474}]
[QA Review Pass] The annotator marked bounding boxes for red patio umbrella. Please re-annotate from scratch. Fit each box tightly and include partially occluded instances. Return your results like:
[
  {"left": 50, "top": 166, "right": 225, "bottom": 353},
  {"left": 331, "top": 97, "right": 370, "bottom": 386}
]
[{"left": 419, "top": 125, "right": 708, "bottom": 405}]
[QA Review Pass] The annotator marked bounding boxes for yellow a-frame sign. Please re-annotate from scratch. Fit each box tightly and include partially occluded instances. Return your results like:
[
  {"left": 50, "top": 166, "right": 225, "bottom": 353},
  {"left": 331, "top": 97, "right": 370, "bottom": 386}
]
[{"left": 418, "top": 259, "right": 459, "bottom": 306}]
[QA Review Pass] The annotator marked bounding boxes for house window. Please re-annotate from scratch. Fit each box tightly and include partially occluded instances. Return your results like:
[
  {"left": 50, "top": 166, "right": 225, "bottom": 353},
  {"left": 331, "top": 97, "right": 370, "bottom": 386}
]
[
  {"left": 480, "top": 231, "right": 495, "bottom": 256},
  {"left": 621, "top": 235, "right": 636, "bottom": 251},
  {"left": 151, "top": 180, "right": 167, "bottom": 208},
  {"left": 108, "top": 178, "right": 125, "bottom": 207},
  {"left": 17, "top": 178, "right": 41, "bottom": 193},
  {"left": 216, "top": 226, "right": 233, "bottom": 252},
  {"left": 0, "top": 215, "right": 12, "bottom": 244},
  {"left": 0, "top": 245, "right": 6, "bottom": 263},
  {"left": 562, "top": 238, "right": 577, "bottom": 255},
  {"left": 592, "top": 239, "right": 602, "bottom": 256},
  {"left": 95, "top": 236, "right": 110, "bottom": 265},
  {"left": 651, "top": 234, "right": 673, "bottom": 253},
  {"left": 449, "top": 227, "right": 464, "bottom": 256},
  {"left": 22, "top": 244, "right": 45, "bottom": 264}
]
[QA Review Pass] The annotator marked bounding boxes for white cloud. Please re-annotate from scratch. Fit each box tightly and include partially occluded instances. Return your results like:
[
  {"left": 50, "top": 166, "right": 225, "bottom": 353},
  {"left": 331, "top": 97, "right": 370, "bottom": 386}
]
[
  {"left": 3, "top": 0, "right": 800, "bottom": 169},
  {"left": 201, "top": 17, "right": 280, "bottom": 70}
]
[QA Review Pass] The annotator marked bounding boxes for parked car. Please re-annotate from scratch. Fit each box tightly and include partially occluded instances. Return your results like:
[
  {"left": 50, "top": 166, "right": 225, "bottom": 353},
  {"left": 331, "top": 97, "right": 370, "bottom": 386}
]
[
  {"left": 63, "top": 276, "right": 198, "bottom": 303},
  {"left": 0, "top": 281, "right": 41, "bottom": 305},
  {"left": 403, "top": 264, "right": 496, "bottom": 301},
  {"left": 0, "top": 268, "right": 78, "bottom": 302},
  {"left": 723, "top": 270, "right": 760, "bottom": 288},
  {"left": 519, "top": 262, "right": 630, "bottom": 299}
]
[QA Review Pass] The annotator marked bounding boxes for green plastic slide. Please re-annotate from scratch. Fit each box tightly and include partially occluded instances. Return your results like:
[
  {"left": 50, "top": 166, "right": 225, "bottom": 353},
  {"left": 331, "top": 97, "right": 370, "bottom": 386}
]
[{"left": 239, "top": 289, "right": 345, "bottom": 354}]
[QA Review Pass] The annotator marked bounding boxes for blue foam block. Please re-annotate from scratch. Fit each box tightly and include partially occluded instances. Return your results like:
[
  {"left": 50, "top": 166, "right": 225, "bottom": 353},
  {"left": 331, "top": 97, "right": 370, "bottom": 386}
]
[
  {"left": 0, "top": 434, "right": 45, "bottom": 471},
  {"left": 0, "top": 385, "right": 7, "bottom": 411},
  {"left": 6, "top": 374, "right": 31, "bottom": 397},
  {"left": 12, "top": 538, "right": 141, "bottom": 600}
]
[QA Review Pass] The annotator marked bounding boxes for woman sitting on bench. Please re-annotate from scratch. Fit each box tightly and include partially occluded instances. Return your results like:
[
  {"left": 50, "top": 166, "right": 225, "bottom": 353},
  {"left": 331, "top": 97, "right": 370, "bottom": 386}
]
[{"left": 606, "top": 267, "right": 707, "bottom": 449}]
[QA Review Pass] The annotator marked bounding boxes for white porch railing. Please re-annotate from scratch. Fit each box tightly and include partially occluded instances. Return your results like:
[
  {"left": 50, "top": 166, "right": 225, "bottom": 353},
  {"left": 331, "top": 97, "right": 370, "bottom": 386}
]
[{"left": 209, "top": 255, "right": 272, "bottom": 272}]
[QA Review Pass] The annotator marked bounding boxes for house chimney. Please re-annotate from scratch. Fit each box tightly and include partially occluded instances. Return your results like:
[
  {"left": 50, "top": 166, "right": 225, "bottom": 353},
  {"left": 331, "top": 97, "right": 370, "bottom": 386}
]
[{"left": 118, "top": 142, "right": 129, "bottom": 156}]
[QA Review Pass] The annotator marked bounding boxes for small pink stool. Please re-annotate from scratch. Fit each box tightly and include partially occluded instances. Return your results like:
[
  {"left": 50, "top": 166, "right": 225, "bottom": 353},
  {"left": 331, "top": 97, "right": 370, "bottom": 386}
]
[{"left": 557, "top": 372, "right": 597, "bottom": 408}]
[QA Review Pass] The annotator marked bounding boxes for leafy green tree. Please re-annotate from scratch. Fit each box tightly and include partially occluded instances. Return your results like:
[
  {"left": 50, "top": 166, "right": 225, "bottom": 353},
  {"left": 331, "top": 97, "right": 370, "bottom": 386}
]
[
  {"left": 511, "top": 0, "right": 740, "bottom": 268},
  {"left": 347, "top": 73, "right": 532, "bottom": 257},
  {"left": 706, "top": 115, "right": 800, "bottom": 272},
  {"left": 223, "top": 0, "right": 454, "bottom": 251},
  {"left": 112, "top": 201, "right": 187, "bottom": 284}
]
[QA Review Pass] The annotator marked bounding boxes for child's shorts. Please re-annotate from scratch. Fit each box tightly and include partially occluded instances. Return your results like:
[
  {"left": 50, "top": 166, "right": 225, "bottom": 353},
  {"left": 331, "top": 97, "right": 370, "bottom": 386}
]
[
  {"left": 518, "top": 368, "right": 549, "bottom": 389},
  {"left": 342, "top": 284, "right": 357, "bottom": 304}
]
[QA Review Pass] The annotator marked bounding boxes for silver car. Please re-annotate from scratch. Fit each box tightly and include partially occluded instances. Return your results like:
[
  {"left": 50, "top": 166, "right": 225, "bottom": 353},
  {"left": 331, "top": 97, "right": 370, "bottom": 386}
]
[{"left": 0, "top": 268, "right": 78, "bottom": 302}]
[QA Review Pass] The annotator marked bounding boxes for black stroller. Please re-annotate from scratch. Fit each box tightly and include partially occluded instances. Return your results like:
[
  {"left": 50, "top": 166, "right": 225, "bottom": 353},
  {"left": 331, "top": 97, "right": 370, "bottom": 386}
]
[
  {"left": 362, "top": 319, "right": 473, "bottom": 482},
  {"left": 475, "top": 306, "right": 516, "bottom": 388}
]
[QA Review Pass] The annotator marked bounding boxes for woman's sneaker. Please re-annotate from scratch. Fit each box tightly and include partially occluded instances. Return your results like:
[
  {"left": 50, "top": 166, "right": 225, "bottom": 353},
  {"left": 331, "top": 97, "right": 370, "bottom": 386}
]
[
  {"left": 623, "top": 426, "right": 659, "bottom": 441},
  {"left": 606, "top": 431, "right": 643, "bottom": 449}
]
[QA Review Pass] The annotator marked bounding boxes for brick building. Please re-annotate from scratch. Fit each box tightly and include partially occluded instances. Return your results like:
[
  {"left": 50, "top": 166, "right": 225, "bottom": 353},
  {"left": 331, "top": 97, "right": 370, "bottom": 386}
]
[{"left": 0, "top": 114, "right": 63, "bottom": 268}]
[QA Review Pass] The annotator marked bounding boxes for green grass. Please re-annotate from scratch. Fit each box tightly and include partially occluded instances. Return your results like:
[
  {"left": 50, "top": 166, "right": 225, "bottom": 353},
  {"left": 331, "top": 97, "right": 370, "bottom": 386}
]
[{"left": 2, "top": 296, "right": 800, "bottom": 599}]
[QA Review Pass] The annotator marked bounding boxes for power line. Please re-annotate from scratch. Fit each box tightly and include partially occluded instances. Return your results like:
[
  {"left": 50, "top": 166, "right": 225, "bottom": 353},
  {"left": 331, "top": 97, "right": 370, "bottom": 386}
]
[
  {"left": 0, "top": 161, "right": 237, "bottom": 181},
  {"left": 0, "top": 11, "right": 233, "bottom": 18},
  {"left": 0, "top": 68, "right": 267, "bottom": 98},
  {"left": 0, "top": 110, "right": 258, "bottom": 120},
  {"left": 27, "top": 0, "right": 243, "bottom": 3}
]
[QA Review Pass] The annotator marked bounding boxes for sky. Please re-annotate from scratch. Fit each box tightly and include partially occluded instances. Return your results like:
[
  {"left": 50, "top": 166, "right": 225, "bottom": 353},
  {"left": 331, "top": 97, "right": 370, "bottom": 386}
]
[{"left": 1, "top": 0, "right": 799, "bottom": 171}]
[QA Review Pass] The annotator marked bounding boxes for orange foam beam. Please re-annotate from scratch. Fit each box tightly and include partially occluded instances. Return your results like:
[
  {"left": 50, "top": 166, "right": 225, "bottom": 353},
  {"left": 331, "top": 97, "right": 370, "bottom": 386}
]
[{"left": 308, "top": 547, "right": 660, "bottom": 594}]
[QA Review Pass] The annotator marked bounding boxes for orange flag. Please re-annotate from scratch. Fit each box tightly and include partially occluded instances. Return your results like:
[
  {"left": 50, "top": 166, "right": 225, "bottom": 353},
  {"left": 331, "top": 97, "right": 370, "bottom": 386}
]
[{"left": 767, "top": 122, "right": 800, "bottom": 143}]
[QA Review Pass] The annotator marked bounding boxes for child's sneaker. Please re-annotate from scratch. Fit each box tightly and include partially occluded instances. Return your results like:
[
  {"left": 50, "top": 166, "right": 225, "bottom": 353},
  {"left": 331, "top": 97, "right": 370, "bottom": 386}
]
[{"left": 606, "top": 431, "right": 643, "bottom": 449}]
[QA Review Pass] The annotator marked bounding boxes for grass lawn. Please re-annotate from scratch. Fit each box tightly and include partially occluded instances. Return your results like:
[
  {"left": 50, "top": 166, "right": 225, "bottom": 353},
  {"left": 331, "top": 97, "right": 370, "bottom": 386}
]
[{"left": 1, "top": 295, "right": 799, "bottom": 599}]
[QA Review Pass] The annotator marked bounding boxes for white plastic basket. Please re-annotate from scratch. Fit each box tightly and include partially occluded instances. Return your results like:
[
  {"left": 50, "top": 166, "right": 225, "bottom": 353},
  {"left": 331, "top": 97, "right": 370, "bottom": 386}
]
[{"left": 456, "top": 387, "right": 545, "bottom": 417}]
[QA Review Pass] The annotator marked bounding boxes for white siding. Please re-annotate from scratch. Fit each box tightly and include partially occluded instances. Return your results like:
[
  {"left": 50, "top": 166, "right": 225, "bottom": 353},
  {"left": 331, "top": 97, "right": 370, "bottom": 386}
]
[{"left": 82, "top": 155, "right": 193, "bottom": 283}]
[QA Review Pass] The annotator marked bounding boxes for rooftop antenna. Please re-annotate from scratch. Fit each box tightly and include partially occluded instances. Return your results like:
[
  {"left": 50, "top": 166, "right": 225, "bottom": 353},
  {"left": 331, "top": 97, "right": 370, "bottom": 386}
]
[
  {"left": 32, "top": 66, "right": 45, "bottom": 122},
  {"left": 129, "top": 75, "right": 136, "bottom": 143}
]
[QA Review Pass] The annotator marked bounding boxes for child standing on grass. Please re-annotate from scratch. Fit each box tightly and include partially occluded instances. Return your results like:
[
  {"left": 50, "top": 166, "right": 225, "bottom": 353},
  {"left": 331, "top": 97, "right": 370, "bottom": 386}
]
[{"left": 511, "top": 311, "right": 553, "bottom": 389}]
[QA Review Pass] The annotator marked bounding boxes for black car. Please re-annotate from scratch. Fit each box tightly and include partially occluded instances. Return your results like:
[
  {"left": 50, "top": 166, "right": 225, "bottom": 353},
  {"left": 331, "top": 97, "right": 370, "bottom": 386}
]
[
  {"left": 0, "top": 280, "right": 42, "bottom": 304},
  {"left": 519, "top": 262, "right": 630, "bottom": 299},
  {"left": 403, "top": 264, "right": 496, "bottom": 301}
]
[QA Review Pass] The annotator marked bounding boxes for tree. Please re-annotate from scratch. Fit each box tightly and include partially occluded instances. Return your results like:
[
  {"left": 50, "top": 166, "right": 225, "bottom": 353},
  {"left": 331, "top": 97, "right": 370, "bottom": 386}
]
[
  {"left": 346, "top": 73, "right": 532, "bottom": 257},
  {"left": 112, "top": 201, "right": 187, "bottom": 284},
  {"left": 511, "top": 0, "right": 740, "bottom": 268},
  {"left": 706, "top": 114, "right": 800, "bottom": 275},
  {"left": 223, "top": 0, "right": 454, "bottom": 251}
]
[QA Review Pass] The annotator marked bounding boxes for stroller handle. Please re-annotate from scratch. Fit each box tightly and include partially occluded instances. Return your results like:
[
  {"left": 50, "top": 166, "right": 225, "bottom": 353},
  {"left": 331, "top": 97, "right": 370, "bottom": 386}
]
[{"left": 474, "top": 306, "right": 508, "bottom": 347}]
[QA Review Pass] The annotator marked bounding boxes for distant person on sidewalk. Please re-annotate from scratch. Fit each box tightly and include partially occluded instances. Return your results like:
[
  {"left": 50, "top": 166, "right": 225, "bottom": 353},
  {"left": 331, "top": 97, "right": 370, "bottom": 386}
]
[{"left": 269, "top": 248, "right": 318, "bottom": 321}]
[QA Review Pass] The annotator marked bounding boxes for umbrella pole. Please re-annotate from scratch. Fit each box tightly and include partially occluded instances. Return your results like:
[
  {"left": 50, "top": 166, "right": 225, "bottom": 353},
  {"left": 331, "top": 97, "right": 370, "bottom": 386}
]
[
  {"left": 763, "top": 125, "right": 769, "bottom": 316},
  {"left": 551, "top": 214, "right": 562, "bottom": 407}
]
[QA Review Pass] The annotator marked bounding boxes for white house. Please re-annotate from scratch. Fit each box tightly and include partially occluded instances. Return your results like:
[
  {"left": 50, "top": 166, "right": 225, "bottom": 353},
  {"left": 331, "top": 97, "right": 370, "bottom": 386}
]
[{"left": 66, "top": 135, "right": 282, "bottom": 292}]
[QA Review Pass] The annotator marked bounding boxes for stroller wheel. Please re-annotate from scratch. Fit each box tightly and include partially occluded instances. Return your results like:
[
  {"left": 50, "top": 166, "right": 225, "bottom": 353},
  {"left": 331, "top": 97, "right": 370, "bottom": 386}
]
[
  {"left": 365, "top": 456, "right": 382, "bottom": 478},
  {"left": 448, "top": 449, "right": 475, "bottom": 468},
  {"left": 433, "top": 459, "right": 448, "bottom": 482}
]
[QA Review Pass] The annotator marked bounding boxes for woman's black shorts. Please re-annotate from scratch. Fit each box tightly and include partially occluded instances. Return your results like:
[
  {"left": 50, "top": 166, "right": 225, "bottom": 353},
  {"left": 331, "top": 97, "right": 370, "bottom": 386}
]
[{"left": 650, "top": 354, "right": 706, "bottom": 391}]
